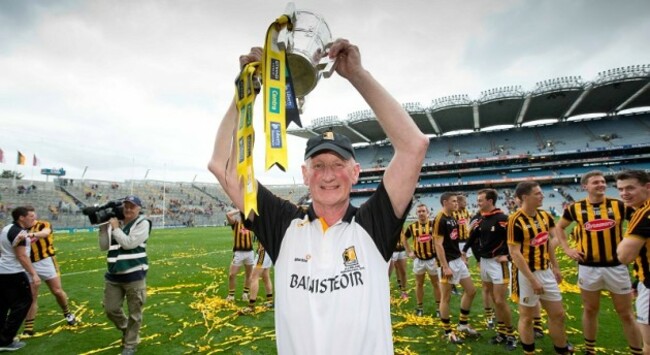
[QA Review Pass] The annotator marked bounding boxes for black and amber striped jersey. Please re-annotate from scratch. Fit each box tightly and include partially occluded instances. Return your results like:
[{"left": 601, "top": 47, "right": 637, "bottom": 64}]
[
  {"left": 394, "top": 230, "right": 406, "bottom": 252},
  {"left": 453, "top": 208, "right": 471, "bottom": 241},
  {"left": 562, "top": 197, "right": 632, "bottom": 266},
  {"left": 29, "top": 220, "right": 55, "bottom": 262},
  {"left": 625, "top": 200, "right": 650, "bottom": 287},
  {"left": 507, "top": 209, "right": 555, "bottom": 272},
  {"left": 433, "top": 211, "right": 461, "bottom": 261},
  {"left": 231, "top": 221, "right": 253, "bottom": 252},
  {"left": 404, "top": 220, "right": 436, "bottom": 260}
]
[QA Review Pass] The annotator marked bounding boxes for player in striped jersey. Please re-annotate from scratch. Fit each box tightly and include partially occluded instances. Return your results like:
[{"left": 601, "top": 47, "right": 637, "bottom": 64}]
[
  {"left": 389, "top": 230, "right": 409, "bottom": 299},
  {"left": 22, "top": 219, "right": 76, "bottom": 335},
  {"left": 433, "top": 193, "right": 480, "bottom": 344},
  {"left": 555, "top": 171, "right": 641, "bottom": 355},
  {"left": 454, "top": 194, "right": 472, "bottom": 257},
  {"left": 616, "top": 170, "right": 650, "bottom": 355},
  {"left": 226, "top": 210, "right": 254, "bottom": 302},
  {"left": 507, "top": 181, "right": 573, "bottom": 355},
  {"left": 404, "top": 204, "right": 441, "bottom": 316},
  {"left": 452, "top": 194, "right": 471, "bottom": 296}
]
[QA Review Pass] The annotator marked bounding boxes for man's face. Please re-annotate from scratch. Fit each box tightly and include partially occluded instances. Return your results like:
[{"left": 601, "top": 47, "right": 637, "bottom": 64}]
[
  {"left": 523, "top": 186, "right": 544, "bottom": 209},
  {"left": 444, "top": 196, "right": 458, "bottom": 212},
  {"left": 477, "top": 193, "right": 491, "bottom": 213},
  {"left": 617, "top": 178, "right": 650, "bottom": 208},
  {"left": 457, "top": 197, "right": 466, "bottom": 209},
  {"left": 123, "top": 201, "right": 141, "bottom": 222},
  {"left": 416, "top": 205, "right": 429, "bottom": 222},
  {"left": 302, "top": 151, "right": 360, "bottom": 209},
  {"left": 20, "top": 211, "right": 36, "bottom": 229},
  {"left": 584, "top": 175, "right": 607, "bottom": 198}
]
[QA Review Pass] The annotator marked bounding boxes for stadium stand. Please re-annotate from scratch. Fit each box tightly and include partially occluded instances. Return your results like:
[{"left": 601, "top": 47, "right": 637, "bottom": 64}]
[{"left": 3, "top": 65, "right": 648, "bottom": 229}]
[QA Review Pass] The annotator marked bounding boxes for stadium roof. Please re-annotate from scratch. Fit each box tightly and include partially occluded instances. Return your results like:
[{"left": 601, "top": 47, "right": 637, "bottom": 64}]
[{"left": 288, "top": 64, "right": 650, "bottom": 143}]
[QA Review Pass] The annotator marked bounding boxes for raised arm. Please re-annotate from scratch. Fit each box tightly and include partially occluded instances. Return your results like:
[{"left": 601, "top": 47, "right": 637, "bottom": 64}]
[
  {"left": 208, "top": 48, "right": 263, "bottom": 216},
  {"left": 329, "top": 39, "right": 428, "bottom": 218}
]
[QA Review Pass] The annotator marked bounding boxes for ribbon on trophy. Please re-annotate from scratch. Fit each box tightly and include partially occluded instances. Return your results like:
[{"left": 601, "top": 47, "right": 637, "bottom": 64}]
[
  {"left": 234, "top": 61, "right": 260, "bottom": 216},
  {"left": 235, "top": 12, "right": 302, "bottom": 217},
  {"left": 263, "top": 14, "right": 302, "bottom": 173}
]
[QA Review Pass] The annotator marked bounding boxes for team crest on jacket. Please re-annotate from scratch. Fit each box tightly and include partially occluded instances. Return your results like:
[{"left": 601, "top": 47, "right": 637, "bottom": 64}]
[
  {"left": 584, "top": 219, "right": 616, "bottom": 232},
  {"left": 342, "top": 246, "right": 364, "bottom": 272},
  {"left": 530, "top": 231, "right": 549, "bottom": 247}
]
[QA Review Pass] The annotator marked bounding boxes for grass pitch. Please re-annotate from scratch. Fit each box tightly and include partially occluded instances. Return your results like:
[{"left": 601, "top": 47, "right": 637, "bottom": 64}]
[{"left": 22, "top": 226, "right": 632, "bottom": 354}]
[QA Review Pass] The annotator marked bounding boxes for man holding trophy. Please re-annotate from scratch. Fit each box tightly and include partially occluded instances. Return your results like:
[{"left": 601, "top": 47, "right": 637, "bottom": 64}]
[{"left": 208, "top": 7, "right": 429, "bottom": 354}]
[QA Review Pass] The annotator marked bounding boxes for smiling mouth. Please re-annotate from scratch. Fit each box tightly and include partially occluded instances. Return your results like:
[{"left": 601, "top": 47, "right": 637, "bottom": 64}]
[{"left": 321, "top": 185, "right": 339, "bottom": 190}]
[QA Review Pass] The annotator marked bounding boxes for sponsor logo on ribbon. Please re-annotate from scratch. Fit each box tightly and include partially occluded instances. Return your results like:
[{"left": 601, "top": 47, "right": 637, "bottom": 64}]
[
  {"left": 270, "top": 122, "right": 282, "bottom": 148},
  {"left": 269, "top": 87, "right": 280, "bottom": 113},
  {"left": 270, "top": 58, "right": 281, "bottom": 81}
]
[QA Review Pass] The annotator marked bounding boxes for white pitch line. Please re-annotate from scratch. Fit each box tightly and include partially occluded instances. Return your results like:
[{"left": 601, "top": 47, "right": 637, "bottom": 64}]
[{"left": 61, "top": 249, "right": 231, "bottom": 277}]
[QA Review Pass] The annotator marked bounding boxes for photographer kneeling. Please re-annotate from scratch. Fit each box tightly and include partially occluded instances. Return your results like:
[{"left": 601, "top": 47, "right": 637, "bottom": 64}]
[{"left": 98, "top": 195, "right": 151, "bottom": 355}]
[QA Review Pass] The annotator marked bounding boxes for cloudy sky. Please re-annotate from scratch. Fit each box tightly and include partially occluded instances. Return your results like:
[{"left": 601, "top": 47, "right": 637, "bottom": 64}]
[{"left": 1, "top": 0, "right": 649, "bottom": 185}]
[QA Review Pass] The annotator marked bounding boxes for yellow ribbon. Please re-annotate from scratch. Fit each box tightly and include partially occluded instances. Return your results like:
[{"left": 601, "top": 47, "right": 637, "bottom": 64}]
[
  {"left": 235, "top": 62, "right": 259, "bottom": 216},
  {"left": 234, "top": 14, "right": 294, "bottom": 217},
  {"left": 263, "top": 15, "right": 291, "bottom": 172}
]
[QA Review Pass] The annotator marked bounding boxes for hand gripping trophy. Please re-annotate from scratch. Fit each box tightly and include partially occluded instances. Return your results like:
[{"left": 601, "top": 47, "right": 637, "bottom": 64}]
[{"left": 234, "top": 3, "right": 336, "bottom": 216}]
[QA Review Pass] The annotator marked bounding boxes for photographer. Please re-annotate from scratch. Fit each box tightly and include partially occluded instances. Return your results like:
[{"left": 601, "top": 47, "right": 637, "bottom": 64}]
[{"left": 98, "top": 195, "right": 150, "bottom": 355}]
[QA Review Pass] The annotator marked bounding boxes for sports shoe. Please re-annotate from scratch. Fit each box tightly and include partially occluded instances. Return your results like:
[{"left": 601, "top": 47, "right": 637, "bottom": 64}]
[
  {"left": 225, "top": 295, "right": 235, "bottom": 302},
  {"left": 435, "top": 310, "right": 441, "bottom": 318},
  {"left": 458, "top": 324, "right": 481, "bottom": 338},
  {"left": 415, "top": 308, "right": 424, "bottom": 317},
  {"left": 121, "top": 347, "right": 136, "bottom": 355},
  {"left": 505, "top": 336, "right": 518, "bottom": 351},
  {"left": 447, "top": 332, "right": 464, "bottom": 344},
  {"left": 490, "top": 334, "right": 506, "bottom": 345},
  {"left": 487, "top": 317, "right": 495, "bottom": 329},
  {"left": 21, "top": 330, "right": 34, "bottom": 337},
  {"left": 400, "top": 291, "right": 409, "bottom": 300},
  {"left": 65, "top": 313, "right": 77, "bottom": 325},
  {"left": 451, "top": 285, "right": 460, "bottom": 295},
  {"left": 534, "top": 329, "right": 544, "bottom": 339},
  {"left": 0, "top": 340, "right": 26, "bottom": 351},
  {"left": 263, "top": 301, "right": 274, "bottom": 309},
  {"left": 242, "top": 293, "right": 249, "bottom": 302}
]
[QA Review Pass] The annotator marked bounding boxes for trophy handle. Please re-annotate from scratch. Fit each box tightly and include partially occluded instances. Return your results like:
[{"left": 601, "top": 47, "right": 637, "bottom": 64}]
[{"left": 318, "top": 42, "right": 338, "bottom": 79}]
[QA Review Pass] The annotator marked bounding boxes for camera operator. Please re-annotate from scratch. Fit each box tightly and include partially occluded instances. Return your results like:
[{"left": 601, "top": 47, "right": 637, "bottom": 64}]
[{"left": 98, "top": 195, "right": 150, "bottom": 355}]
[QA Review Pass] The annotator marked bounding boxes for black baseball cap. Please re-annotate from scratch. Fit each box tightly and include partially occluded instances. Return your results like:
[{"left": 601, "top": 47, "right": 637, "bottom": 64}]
[
  {"left": 304, "top": 131, "right": 356, "bottom": 160},
  {"left": 124, "top": 195, "right": 142, "bottom": 207}
]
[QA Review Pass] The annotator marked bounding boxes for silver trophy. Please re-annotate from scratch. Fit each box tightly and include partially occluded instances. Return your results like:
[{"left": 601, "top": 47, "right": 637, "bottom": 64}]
[{"left": 278, "top": 3, "right": 336, "bottom": 100}]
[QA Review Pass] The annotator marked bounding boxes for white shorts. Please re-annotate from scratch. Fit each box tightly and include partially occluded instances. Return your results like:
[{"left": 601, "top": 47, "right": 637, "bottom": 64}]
[
  {"left": 480, "top": 257, "right": 510, "bottom": 285},
  {"left": 636, "top": 282, "right": 650, "bottom": 325},
  {"left": 578, "top": 264, "right": 632, "bottom": 294},
  {"left": 254, "top": 251, "right": 273, "bottom": 269},
  {"left": 391, "top": 251, "right": 407, "bottom": 262},
  {"left": 232, "top": 250, "right": 255, "bottom": 267},
  {"left": 33, "top": 257, "right": 60, "bottom": 281},
  {"left": 517, "top": 268, "right": 562, "bottom": 307},
  {"left": 459, "top": 242, "right": 473, "bottom": 258},
  {"left": 413, "top": 258, "right": 439, "bottom": 276},
  {"left": 439, "top": 257, "right": 471, "bottom": 285}
]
